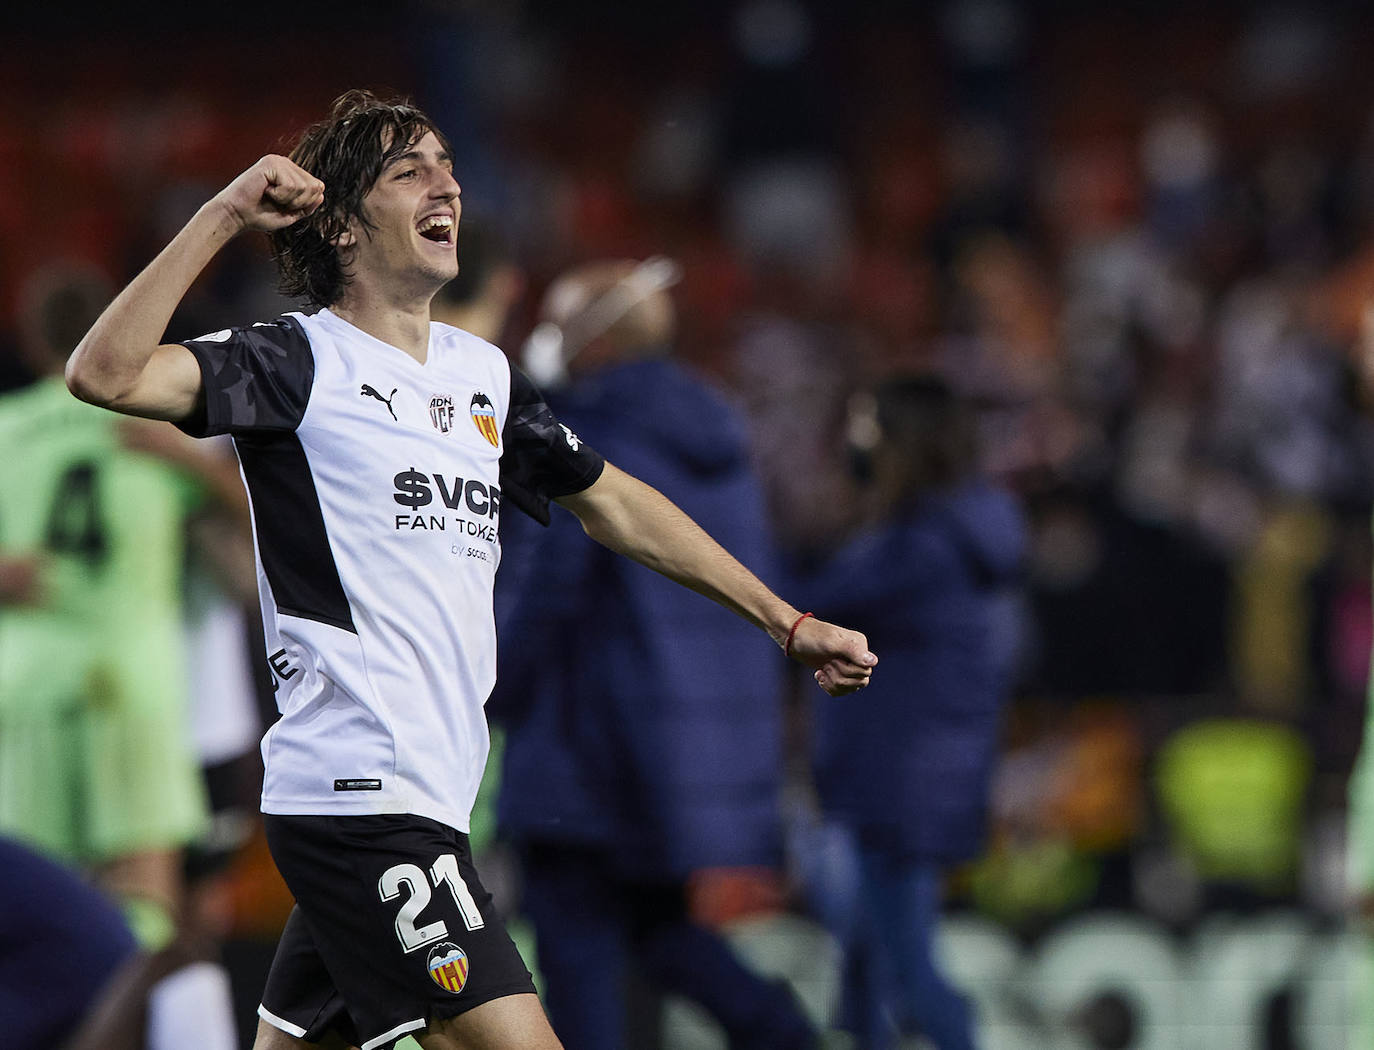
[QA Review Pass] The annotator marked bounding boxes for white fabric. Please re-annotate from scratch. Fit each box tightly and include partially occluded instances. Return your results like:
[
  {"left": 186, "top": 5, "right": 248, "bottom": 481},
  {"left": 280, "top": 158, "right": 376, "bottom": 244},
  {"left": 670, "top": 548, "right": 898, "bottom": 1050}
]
[
  {"left": 147, "top": 962, "right": 237, "bottom": 1050},
  {"left": 186, "top": 588, "right": 260, "bottom": 765},
  {"left": 254, "top": 311, "right": 511, "bottom": 832}
]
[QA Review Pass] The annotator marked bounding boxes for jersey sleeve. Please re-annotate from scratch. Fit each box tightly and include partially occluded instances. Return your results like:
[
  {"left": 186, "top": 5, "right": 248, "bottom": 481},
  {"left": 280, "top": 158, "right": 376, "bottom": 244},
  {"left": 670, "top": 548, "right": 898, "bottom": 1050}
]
[
  {"left": 500, "top": 364, "right": 605, "bottom": 525},
  {"left": 175, "top": 317, "right": 314, "bottom": 438}
]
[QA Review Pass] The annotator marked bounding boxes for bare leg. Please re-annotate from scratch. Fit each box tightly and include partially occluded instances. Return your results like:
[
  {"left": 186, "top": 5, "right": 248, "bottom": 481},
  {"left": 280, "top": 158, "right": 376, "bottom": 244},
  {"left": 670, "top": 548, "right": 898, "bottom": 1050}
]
[
  {"left": 420, "top": 993, "right": 563, "bottom": 1050},
  {"left": 252, "top": 1016, "right": 357, "bottom": 1050}
]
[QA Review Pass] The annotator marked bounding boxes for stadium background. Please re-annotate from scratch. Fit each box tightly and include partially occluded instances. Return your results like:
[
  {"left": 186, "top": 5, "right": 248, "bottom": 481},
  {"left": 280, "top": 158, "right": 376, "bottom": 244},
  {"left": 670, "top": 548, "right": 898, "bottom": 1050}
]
[{"left": 6, "top": 1, "right": 1374, "bottom": 1046}]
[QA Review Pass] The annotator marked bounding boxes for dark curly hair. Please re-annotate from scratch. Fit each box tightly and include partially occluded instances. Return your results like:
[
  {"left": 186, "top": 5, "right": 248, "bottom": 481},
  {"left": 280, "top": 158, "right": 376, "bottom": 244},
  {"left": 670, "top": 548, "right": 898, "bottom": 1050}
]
[{"left": 271, "top": 89, "right": 453, "bottom": 309}]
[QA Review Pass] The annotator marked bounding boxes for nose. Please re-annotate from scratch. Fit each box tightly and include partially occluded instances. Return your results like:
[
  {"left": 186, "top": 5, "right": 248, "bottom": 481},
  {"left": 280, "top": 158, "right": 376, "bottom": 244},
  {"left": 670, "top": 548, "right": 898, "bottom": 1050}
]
[{"left": 435, "top": 167, "right": 460, "bottom": 200}]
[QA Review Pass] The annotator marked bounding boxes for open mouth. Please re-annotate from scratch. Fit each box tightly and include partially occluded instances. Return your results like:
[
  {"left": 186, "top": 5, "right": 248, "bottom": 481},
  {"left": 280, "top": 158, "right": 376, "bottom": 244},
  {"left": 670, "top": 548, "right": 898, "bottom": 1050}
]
[{"left": 417, "top": 214, "right": 454, "bottom": 246}]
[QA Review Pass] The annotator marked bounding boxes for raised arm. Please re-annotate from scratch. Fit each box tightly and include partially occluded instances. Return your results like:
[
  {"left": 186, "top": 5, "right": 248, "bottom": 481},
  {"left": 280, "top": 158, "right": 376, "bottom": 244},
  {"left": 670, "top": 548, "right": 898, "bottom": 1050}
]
[
  {"left": 65, "top": 156, "right": 324, "bottom": 421},
  {"left": 555, "top": 462, "right": 877, "bottom": 695}
]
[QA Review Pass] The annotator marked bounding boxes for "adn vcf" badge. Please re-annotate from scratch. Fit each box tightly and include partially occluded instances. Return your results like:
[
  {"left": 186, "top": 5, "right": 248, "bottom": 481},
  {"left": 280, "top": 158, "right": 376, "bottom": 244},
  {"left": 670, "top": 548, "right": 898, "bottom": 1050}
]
[
  {"left": 429, "top": 393, "right": 455, "bottom": 433},
  {"left": 427, "top": 942, "right": 469, "bottom": 994},
  {"left": 470, "top": 392, "right": 499, "bottom": 447}
]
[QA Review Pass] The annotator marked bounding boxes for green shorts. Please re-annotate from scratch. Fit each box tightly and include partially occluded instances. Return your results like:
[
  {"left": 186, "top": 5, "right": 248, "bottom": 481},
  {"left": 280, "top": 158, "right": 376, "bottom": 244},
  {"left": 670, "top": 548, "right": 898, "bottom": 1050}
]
[{"left": 0, "top": 697, "right": 208, "bottom": 865}]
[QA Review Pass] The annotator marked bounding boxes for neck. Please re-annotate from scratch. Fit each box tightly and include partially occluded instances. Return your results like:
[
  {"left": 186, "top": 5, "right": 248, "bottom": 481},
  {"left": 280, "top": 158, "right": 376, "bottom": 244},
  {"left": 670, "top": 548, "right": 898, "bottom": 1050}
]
[{"left": 331, "top": 287, "right": 434, "bottom": 363}]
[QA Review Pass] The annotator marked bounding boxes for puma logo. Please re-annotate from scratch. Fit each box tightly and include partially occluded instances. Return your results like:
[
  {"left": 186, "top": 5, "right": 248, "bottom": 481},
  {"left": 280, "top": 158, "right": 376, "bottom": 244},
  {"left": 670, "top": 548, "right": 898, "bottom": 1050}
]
[{"left": 361, "top": 384, "right": 398, "bottom": 421}]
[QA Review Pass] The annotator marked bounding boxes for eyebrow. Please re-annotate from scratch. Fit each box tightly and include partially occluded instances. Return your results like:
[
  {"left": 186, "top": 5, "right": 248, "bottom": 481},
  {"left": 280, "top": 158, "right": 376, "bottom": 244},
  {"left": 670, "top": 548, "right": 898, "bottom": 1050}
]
[{"left": 385, "top": 147, "right": 453, "bottom": 170}]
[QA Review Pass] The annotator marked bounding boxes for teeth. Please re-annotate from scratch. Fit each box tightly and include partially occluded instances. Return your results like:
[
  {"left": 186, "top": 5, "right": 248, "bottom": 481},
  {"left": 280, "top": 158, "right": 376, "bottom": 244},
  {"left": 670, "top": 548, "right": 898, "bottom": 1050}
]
[{"left": 419, "top": 215, "right": 453, "bottom": 232}]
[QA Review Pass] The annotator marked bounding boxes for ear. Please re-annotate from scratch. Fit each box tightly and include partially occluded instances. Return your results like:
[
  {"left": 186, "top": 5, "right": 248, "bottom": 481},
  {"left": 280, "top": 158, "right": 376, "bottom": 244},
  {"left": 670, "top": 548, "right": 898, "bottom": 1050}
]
[{"left": 333, "top": 228, "right": 357, "bottom": 249}]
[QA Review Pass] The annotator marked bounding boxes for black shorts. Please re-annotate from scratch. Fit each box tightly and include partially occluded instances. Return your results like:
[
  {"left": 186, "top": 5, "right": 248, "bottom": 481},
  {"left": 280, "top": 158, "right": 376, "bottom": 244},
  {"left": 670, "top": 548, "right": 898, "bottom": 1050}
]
[{"left": 259, "top": 813, "right": 535, "bottom": 1050}]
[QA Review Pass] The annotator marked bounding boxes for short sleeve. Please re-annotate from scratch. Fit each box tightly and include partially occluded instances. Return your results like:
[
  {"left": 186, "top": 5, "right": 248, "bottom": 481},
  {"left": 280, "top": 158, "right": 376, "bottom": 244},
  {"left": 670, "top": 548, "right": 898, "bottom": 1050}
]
[
  {"left": 500, "top": 365, "right": 605, "bottom": 525},
  {"left": 175, "top": 316, "right": 315, "bottom": 438}
]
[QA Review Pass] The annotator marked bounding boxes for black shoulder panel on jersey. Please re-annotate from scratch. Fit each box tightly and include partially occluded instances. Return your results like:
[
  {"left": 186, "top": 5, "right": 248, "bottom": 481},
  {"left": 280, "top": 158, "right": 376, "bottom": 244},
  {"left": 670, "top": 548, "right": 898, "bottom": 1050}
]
[
  {"left": 176, "top": 316, "right": 315, "bottom": 438},
  {"left": 234, "top": 429, "right": 356, "bottom": 633},
  {"left": 499, "top": 363, "right": 605, "bottom": 525}
]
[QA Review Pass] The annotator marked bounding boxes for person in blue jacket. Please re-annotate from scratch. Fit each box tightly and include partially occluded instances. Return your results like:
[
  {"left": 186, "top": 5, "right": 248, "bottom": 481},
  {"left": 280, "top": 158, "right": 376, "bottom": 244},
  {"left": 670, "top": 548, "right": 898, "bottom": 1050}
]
[
  {"left": 491, "top": 259, "right": 816, "bottom": 1050},
  {"left": 1, "top": 836, "right": 138, "bottom": 1049},
  {"left": 798, "top": 375, "right": 1026, "bottom": 1050}
]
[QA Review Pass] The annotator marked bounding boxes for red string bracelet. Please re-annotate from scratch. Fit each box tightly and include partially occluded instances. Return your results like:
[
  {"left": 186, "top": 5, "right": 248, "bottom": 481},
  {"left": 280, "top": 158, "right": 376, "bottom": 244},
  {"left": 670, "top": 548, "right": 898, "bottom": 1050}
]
[{"left": 784, "top": 611, "right": 814, "bottom": 658}]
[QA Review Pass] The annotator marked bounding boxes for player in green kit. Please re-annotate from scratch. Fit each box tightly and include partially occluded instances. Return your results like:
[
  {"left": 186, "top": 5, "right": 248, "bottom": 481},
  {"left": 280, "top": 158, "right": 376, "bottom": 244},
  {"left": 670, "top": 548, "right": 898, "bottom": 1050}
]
[{"left": 0, "top": 267, "right": 214, "bottom": 947}]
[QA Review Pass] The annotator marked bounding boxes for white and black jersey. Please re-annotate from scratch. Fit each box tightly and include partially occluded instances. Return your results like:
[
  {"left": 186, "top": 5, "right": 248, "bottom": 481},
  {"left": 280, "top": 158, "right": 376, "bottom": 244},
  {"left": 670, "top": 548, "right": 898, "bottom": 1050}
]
[{"left": 178, "top": 309, "right": 604, "bottom": 833}]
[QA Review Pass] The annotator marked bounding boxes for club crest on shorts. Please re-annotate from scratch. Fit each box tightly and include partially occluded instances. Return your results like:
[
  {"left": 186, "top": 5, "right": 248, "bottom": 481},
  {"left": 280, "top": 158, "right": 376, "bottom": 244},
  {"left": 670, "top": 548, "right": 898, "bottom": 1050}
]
[
  {"left": 427, "top": 942, "right": 469, "bottom": 994},
  {"left": 429, "top": 393, "right": 455, "bottom": 433}
]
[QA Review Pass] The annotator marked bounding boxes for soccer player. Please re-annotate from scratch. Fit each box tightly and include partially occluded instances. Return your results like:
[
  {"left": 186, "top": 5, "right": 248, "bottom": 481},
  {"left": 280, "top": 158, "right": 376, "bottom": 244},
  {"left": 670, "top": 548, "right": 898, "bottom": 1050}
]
[
  {"left": 0, "top": 265, "right": 212, "bottom": 946},
  {"left": 65, "top": 90, "right": 876, "bottom": 1050}
]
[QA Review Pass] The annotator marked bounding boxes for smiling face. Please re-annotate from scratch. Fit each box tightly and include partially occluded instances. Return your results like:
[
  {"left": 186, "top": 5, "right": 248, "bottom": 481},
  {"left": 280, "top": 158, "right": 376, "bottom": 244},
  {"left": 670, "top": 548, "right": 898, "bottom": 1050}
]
[{"left": 341, "top": 129, "right": 462, "bottom": 304}]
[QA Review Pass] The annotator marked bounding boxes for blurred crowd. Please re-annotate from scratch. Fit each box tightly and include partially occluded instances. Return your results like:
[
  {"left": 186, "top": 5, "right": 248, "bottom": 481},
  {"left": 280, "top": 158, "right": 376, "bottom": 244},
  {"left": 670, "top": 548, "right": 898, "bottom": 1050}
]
[{"left": 7, "top": 1, "right": 1374, "bottom": 1046}]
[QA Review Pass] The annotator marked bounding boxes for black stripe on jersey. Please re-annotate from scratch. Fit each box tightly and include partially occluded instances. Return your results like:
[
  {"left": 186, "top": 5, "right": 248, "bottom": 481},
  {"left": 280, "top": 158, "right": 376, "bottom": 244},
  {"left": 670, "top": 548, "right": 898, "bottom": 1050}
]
[{"left": 235, "top": 431, "right": 356, "bottom": 633}]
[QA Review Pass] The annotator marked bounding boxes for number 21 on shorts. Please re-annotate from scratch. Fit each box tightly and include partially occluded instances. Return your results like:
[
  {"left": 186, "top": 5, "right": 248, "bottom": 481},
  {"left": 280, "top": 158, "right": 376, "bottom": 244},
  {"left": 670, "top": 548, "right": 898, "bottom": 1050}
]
[{"left": 379, "top": 853, "right": 484, "bottom": 952}]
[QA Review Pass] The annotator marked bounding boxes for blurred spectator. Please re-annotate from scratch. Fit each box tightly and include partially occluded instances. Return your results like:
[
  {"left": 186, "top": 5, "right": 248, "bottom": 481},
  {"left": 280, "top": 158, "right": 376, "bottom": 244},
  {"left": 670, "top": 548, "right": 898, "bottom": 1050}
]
[
  {"left": 492, "top": 258, "right": 815, "bottom": 1050},
  {"left": 794, "top": 375, "right": 1027, "bottom": 1050},
  {"left": 0, "top": 835, "right": 138, "bottom": 1050}
]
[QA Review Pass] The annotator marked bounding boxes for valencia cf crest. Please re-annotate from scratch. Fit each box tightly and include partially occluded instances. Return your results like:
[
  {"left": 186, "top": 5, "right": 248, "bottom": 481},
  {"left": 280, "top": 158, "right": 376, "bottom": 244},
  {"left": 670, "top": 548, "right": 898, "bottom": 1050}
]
[
  {"left": 470, "top": 392, "right": 499, "bottom": 447},
  {"left": 427, "top": 942, "right": 469, "bottom": 994},
  {"left": 429, "top": 394, "right": 455, "bottom": 433}
]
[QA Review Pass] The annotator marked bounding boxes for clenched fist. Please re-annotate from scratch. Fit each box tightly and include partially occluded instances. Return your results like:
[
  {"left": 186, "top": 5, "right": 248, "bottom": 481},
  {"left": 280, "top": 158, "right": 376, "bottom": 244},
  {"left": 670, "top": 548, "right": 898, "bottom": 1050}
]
[
  {"left": 785, "top": 614, "right": 877, "bottom": 696},
  {"left": 214, "top": 155, "right": 325, "bottom": 234}
]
